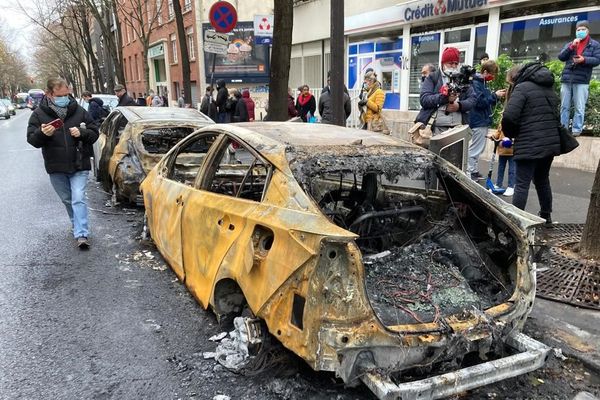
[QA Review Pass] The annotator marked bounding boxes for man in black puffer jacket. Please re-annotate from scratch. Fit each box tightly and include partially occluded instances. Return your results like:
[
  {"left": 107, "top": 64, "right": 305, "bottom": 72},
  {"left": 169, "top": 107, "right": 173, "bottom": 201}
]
[
  {"left": 501, "top": 62, "right": 561, "bottom": 224},
  {"left": 27, "top": 77, "right": 99, "bottom": 249}
]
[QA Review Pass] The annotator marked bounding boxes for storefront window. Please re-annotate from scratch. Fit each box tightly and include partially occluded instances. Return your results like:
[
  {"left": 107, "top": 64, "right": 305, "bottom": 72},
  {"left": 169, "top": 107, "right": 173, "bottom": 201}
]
[
  {"left": 409, "top": 33, "right": 440, "bottom": 110},
  {"left": 473, "top": 25, "right": 487, "bottom": 66},
  {"left": 445, "top": 28, "right": 471, "bottom": 44},
  {"left": 347, "top": 38, "right": 402, "bottom": 109},
  {"left": 499, "top": 11, "right": 600, "bottom": 79}
]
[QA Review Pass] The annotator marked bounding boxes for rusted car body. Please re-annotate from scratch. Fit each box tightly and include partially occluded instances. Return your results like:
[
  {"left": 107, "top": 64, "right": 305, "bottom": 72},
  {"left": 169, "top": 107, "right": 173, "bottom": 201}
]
[
  {"left": 140, "top": 123, "right": 549, "bottom": 399},
  {"left": 96, "top": 107, "right": 213, "bottom": 205}
]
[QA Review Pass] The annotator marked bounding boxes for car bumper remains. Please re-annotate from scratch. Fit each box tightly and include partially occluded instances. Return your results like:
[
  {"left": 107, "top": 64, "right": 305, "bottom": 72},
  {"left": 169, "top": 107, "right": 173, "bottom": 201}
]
[{"left": 360, "top": 332, "right": 550, "bottom": 400}]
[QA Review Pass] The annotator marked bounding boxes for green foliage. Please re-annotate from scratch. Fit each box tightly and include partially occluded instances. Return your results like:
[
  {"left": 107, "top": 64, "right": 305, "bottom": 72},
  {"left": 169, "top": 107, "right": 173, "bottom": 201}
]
[
  {"left": 488, "top": 54, "right": 514, "bottom": 128},
  {"left": 586, "top": 81, "right": 600, "bottom": 137},
  {"left": 545, "top": 60, "right": 564, "bottom": 92}
]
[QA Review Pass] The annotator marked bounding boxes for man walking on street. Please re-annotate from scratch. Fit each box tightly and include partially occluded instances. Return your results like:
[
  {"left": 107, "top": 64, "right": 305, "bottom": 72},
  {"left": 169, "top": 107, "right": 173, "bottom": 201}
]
[
  {"left": 558, "top": 20, "right": 600, "bottom": 136},
  {"left": 81, "top": 91, "right": 107, "bottom": 124},
  {"left": 27, "top": 77, "right": 99, "bottom": 249},
  {"left": 468, "top": 60, "right": 506, "bottom": 181},
  {"left": 319, "top": 72, "right": 352, "bottom": 124},
  {"left": 114, "top": 84, "right": 137, "bottom": 107}
]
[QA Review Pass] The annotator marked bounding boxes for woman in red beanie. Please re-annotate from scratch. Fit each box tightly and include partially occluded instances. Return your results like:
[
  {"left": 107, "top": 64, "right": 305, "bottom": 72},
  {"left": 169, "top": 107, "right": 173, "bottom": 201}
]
[{"left": 415, "top": 46, "right": 476, "bottom": 136}]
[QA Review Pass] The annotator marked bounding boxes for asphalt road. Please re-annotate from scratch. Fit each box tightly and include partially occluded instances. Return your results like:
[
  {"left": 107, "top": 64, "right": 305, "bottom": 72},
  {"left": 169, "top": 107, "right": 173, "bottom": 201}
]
[{"left": 0, "top": 109, "right": 597, "bottom": 400}]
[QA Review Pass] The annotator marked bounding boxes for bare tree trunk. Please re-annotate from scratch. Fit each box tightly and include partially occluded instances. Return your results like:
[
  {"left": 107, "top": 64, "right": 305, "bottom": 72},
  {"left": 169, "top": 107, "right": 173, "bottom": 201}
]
[
  {"left": 330, "top": 0, "right": 344, "bottom": 126},
  {"left": 142, "top": 41, "right": 151, "bottom": 92},
  {"left": 268, "top": 0, "right": 293, "bottom": 121},
  {"left": 580, "top": 159, "right": 600, "bottom": 258},
  {"left": 173, "top": 0, "right": 191, "bottom": 105}
]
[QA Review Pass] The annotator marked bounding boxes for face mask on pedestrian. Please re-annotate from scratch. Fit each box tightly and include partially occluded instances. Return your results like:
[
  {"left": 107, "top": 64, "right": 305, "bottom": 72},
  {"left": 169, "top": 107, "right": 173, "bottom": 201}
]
[
  {"left": 483, "top": 72, "right": 495, "bottom": 82},
  {"left": 443, "top": 62, "right": 459, "bottom": 76},
  {"left": 52, "top": 96, "right": 70, "bottom": 107},
  {"left": 576, "top": 29, "right": 588, "bottom": 40}
]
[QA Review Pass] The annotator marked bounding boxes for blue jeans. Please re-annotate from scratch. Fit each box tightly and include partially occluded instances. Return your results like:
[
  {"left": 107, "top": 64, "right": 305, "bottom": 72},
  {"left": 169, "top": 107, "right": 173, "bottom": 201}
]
[
  {"left": 49, "top": 171, "right": 90, "bottom": 239},
  {"left": 217, "top": 112, "right": 227, "bottom": 123},
  {"left": 560, "top": 83, "right": 589, "bottom": 134},
  {"left": 496, "top": 155, "right": 515, "bottom": 188}
]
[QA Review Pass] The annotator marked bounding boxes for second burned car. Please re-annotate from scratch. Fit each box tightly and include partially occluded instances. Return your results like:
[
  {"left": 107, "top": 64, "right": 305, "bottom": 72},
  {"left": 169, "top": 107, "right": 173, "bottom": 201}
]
[
  {"left": 140, "top": 123, "right": 550, "bottom": 399},
  {"left": 97, "top": 106, "right": 213, "bottom": 205}
]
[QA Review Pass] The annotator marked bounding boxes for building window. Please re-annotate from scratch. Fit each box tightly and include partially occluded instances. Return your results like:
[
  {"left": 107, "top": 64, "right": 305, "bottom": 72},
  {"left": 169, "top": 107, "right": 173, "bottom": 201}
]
[
  {"left": 123, "top": 59, "right": 127, "bottom": 82},
  {"left": 303, "top": 55, "right": 322, "bottom": 89},
  {"left": 156, "top": 0, "right": 162, "bottom": 25},
  {"left": 473, "top": 26, "right": 488, "bottom": 66},
  {"left": 408, "top": 33, "right": 441, "bottom": 110},
  {"left": 183, "top": 0, "right": 192, "bottom": 12},
  {"left": 187, "top": 27, "right": 195, "bottom": 60},
  {"left": 171, "top": 34, "right": 178, "bottom": 63},
  {"left": 124, "top": 23, "right": 130, "bottom": 44},
  {"left": 168, "top": 0, "right": 174, "bottom": 19},
  {"left": 129, "top": 56, "right": 133, "bottom": 85},
  {"left": 135, "top": 54, "right": 139, "bottom": 81}
]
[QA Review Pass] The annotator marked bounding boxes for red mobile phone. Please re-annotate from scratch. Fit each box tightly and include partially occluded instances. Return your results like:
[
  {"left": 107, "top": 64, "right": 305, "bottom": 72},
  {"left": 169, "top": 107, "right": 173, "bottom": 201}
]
[{"left": 49, "top": 119, "right": 64, "bottom": 129}]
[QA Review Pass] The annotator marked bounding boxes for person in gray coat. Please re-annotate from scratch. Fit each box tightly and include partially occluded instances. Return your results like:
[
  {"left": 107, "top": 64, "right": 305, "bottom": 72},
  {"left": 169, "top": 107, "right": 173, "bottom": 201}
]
[{"left": 318, "top": 73, "right": 351, "bottom": 124}]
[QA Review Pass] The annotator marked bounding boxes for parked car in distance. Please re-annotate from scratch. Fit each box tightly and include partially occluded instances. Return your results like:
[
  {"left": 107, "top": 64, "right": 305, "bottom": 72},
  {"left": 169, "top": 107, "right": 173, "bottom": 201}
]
[
  {"left": 14, "top": 93, "right": 29, "bottom": 109},
  {"left": 140, "top": 122, "right": 550, "bottom": 400},
  {"left": 1, "top": 99, "right": 16, "bottom": 115},
  {"left": 97, "top": 106, "right": 213, "bottom": 205},
  {"left": 27, "top": 89, "right": 45, "bottom": 110},
  {"left": 0, "top": 103, "right": 10, "bottom": 119}
]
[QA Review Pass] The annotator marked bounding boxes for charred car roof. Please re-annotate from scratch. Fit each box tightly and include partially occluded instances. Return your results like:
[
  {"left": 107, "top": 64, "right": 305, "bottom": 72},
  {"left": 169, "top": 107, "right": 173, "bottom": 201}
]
[{"left": 117, "top": 106, "right": 214, "bottom": 124}]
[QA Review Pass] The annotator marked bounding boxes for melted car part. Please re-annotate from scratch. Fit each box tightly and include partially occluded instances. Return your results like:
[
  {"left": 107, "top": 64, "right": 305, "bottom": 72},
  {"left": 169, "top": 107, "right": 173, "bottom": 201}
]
[
  {"left": 290, "top": 149, "right": 517, "bottom": 327},
  {"left": 142, "top": 127, "right": 196, "bottom": 153}
]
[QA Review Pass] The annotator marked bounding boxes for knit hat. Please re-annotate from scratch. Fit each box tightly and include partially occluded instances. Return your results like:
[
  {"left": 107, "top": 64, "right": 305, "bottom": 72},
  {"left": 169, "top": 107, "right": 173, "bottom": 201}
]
[
  {"left": 441, "top": 47, "right": 460, "bottom": 64},
  {"left": 576, "top": 20, "right": 590, "bottom": 29},
  {"left": 114, "top": 84, "right": 125, "bottom": 91}
]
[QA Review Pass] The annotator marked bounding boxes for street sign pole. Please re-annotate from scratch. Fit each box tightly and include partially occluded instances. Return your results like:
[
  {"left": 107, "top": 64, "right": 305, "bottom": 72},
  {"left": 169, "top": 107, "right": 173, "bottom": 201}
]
[
  {"left": 331, "top": 0, "right": 345, "bottom": 126},
  {"left": 209, "top": 53, "right": 216, "bottom": 107}
]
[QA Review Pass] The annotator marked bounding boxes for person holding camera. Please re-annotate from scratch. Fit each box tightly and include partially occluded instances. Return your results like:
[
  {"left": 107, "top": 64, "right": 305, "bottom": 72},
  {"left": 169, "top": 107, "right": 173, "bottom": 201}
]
[
  {"left": 27, "top": 77, "right": 99, "bottom": 249},
  {"left": 415, "top": 47, "right": 476, "bottom": 136},
  {"left": 557, "top": 20, "right": 600, "bottom": 136},
  {"left": 467, "top": 60, "right": 506, "bottom": 181}
]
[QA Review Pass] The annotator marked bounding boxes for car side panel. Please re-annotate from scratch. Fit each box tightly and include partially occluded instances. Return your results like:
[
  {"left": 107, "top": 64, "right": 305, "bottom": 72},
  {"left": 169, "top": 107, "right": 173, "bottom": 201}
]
[
  {"left": 180, "top": 192, "right": 257, "bottom": 308},
  {"left": 148, "top": 175, "right": 191, "bottom": 280}
]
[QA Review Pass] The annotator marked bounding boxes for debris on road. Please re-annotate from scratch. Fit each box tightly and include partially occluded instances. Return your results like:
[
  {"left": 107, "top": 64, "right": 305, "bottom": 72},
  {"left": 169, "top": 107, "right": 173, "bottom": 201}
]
[{"left": 203, "top": 317, "right": 261, "bottom": 371}]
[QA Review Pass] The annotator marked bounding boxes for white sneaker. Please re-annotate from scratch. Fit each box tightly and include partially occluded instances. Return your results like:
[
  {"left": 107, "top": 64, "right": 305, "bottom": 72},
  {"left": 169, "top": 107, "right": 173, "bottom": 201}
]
[{"left": 503, "top": 187, "right": 514, "bottom": 197}]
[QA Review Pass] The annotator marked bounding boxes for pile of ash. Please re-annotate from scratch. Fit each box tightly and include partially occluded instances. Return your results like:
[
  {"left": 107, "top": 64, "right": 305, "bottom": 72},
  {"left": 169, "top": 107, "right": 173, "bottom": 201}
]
[{"left": 364, "top": 239, "right": 487, "bottom": 326}]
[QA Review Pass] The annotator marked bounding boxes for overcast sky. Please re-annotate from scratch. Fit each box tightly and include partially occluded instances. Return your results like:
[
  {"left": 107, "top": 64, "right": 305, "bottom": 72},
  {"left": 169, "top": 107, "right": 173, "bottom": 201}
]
[{"left": 1, "top": 1, "right": 36, "bottom": 63}]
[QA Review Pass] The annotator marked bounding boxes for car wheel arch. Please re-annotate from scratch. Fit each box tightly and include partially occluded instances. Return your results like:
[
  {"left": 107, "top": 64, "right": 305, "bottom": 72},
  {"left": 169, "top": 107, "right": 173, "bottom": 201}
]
[{"left": 211, "top": 278, "right": 248, "bottom": 328}]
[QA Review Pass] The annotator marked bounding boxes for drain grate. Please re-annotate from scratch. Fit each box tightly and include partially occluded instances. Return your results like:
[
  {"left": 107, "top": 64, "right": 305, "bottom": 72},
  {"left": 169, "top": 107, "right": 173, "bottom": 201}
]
[{"left": 535, "top": 224, "right": 600, "bottom": 311}]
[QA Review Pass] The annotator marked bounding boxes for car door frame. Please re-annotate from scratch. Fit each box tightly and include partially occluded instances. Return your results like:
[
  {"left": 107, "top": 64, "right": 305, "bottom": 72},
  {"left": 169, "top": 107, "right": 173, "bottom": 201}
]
[
  {"left": 150, "top": 131, "right": 222, "bottom": 280},
  {"left": 180, "top": 133, "right": 273, "bottom": 308}
]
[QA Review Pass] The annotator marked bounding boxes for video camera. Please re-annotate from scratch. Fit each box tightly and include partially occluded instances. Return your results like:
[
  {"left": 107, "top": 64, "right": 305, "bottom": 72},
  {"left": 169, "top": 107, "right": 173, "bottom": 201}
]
[{"left": 447, "top": 65, "right": 477, "bottom": 95}]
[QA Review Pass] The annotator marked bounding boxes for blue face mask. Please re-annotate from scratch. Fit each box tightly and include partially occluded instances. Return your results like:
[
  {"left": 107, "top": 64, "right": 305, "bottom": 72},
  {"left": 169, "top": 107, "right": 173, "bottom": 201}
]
[
  {"left": 53, "top": 96, "right": 70, "bottom": 107},
  {"left": 576, "top": 30, "right": 588, "bottom": 40}
]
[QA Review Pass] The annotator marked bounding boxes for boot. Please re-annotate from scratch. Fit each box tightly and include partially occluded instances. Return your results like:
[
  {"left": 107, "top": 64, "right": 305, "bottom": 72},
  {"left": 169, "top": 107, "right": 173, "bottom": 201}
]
[{"left": 539, "top": 211, "right": 552, "bottom": 225}]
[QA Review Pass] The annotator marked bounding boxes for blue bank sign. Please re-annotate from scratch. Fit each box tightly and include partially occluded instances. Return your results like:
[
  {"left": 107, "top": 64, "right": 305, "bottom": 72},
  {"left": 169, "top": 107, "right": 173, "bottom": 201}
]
[{"left": 401, "top": 0, "right": 489, "bottom": 22}]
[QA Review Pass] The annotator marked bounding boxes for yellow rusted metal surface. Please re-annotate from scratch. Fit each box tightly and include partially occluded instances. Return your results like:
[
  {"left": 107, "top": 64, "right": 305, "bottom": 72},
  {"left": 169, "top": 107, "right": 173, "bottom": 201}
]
[{"left": 141, "top": 122, "right": 542, "bottom": 385}]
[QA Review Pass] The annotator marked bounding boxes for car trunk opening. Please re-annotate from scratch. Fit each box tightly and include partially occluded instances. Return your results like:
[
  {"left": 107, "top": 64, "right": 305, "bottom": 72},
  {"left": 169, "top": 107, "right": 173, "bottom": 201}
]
[{"left": 290, "top": 147, "right": 518, "bottom": 327}]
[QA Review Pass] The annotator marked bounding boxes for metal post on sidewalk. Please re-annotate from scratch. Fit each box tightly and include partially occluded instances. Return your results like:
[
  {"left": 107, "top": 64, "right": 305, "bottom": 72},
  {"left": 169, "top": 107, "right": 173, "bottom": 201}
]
[{"left": 330, "top": 0, "right": 345, "bottom": 127}]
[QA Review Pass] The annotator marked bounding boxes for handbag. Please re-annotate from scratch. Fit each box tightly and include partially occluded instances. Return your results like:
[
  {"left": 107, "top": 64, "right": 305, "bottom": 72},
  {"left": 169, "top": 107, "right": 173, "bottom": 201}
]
[
  {"left": 409, "top": 111, "right": 437, "bottom": 148},
  {"left": 544, "top": 97, "right": 579, "bottom": 155},
  {"left": 368, "top": 113, "right": 391, "bottom": 135}
]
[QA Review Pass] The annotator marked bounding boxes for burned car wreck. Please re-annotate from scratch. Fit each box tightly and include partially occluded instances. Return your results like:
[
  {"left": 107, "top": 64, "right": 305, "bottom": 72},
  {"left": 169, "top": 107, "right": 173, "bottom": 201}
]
[
  {"left": 140, "top": 123, "right": 550, "bottom": 399},
  {"left": 96, "top": 106, "right": 213, "bottom": 205}
]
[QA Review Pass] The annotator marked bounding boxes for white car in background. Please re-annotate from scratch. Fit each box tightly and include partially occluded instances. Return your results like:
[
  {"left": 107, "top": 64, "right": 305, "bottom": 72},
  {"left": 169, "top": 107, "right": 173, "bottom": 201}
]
[
  {"left": 0, "top": 103, "right": 10, "bottom": 119},
  {"left": 1, "top": 99, "right": 16, "bottom": 115},
  {"left": 78, "top": 94, "right": 119, "bottom": 113}
]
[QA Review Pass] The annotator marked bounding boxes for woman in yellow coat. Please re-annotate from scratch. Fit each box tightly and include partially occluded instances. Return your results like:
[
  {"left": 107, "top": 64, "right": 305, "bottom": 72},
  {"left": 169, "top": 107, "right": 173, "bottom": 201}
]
[{"left": 359, "top": 71, "right": 386, "bottom": 131}]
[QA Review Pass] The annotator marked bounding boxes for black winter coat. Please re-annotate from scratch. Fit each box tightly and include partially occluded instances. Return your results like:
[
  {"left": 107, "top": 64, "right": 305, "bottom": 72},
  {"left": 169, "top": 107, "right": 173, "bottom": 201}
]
[
  {"left": 501, "top": 63, "right": 561, "bottom": 161},
  {"left": 88, "top": 97, "right": 104, "bottom": 122},
  {"left": 27, "top": 96, "right": 99, "bottom": 174},
  {"left": 232, "top": 96, "right": 249, "bottom": 122},
  {"left": 216, "top": 82, "right": 229, "bottom": 114},
  {"left": 415, "top": 69, "right": 477, "bottom": 125},
  {"left": 318, "top": 86, "right": 352, "bottom": 124},
  {"left": 558, "top": 38, "right": 600, "bottom": 85},
  {"left": 295, "top": 94, "right": 316, "bottom": 122},
  {"left": 117, "top": 93, "right": 137, "bottom": 107}
]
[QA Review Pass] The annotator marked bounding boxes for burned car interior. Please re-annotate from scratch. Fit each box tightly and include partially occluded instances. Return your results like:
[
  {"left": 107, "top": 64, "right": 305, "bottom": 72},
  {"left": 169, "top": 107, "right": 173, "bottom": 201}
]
[
  {"left": 142, "top": 127, "right": 197, "bottom": 154},
  {"left": 291, "top": 147, "right": 516, "bottom": 327}
]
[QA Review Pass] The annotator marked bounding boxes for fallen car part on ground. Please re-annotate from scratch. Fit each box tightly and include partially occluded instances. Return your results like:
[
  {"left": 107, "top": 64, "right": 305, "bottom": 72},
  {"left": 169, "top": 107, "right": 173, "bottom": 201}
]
[{"left": 140, "top": 123, "right": 549, "bottom": 400}]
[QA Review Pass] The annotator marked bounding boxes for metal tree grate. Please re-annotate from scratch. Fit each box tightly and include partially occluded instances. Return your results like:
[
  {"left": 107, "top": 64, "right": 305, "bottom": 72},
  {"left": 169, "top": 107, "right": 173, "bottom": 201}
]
[{"left": 535, "top": 224, "right": 600, "bottom": 311}]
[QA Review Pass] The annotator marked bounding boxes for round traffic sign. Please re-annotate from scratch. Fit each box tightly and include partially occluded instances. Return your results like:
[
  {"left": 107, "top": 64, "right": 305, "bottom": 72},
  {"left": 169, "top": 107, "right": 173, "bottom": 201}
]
[{"left": 209, "top": 1, "right": 238, "bottom": 33}]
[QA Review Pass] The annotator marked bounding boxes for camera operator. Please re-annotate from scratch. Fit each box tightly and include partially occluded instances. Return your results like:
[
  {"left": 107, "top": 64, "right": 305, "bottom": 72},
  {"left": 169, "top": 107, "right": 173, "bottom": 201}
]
[{"left": 415, "top": 47, "right": 476, "bottom": 136}]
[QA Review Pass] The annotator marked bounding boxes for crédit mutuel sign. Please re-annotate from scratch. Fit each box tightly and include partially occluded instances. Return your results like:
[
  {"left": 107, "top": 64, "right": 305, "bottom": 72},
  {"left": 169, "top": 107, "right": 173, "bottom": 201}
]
[{"left": 401, "top": 0, "right": 489, "bottom": 22}]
